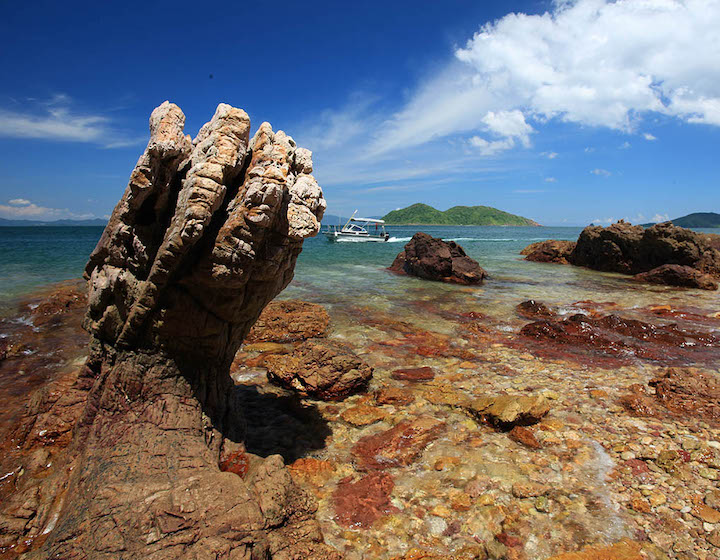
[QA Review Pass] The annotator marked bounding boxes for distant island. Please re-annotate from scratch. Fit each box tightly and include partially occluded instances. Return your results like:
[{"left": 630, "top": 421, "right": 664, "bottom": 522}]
[
  {"left": 382, "top": 203, "right": 539, "bottom": 226},
  {"left": 0, "top": 217, "right": 107, "bottom": 227},
  {"left": 641, "top": 212, "right": 720, "bottom": 228}
]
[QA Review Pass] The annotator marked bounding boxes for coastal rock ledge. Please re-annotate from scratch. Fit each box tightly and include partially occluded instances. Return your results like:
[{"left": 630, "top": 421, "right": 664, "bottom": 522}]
[
  {"left": 522, "top": 221, "right": 720, "bottom": 290},
  {"left": 389, "top": 232, "right": 488, "bottom": 285},
  {"left": 1, "top": 102, "right": 341, "bottom": 558}
]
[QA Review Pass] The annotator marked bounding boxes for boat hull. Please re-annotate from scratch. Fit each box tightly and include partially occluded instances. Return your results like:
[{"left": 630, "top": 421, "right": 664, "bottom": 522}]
[{"left": 324, "top": 232, "right": 389, "bottom": 243}]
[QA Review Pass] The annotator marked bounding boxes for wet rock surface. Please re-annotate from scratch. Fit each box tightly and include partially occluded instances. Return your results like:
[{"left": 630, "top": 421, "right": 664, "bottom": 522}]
[
  {"left": 520, "top": 240, "right": 576, "bottom": 264},
  {"left": 265, "top": 338, "right": 373, "bottom": 400},
  {"left": 0, "top": 102, "right": 339, "bottom": 559},
  {"left": 519, "top": 310, "right": 719, "bottom": 367},
  {"left": 389, "top": 232, "right": 488, "bottom": 285},
  {"left": 634, "top": 264, "right": 718, "bottom": 290},
  {"left": 516, "top": 299, "right": 554, "bottom": 319},
  {"left": 352, "top": 417, "right": 446, "bottom": 471}
]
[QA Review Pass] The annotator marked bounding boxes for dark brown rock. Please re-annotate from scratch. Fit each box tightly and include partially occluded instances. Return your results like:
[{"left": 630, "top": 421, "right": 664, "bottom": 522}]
[
  {"left": 265, "top": 338, "right": 373, "bottom": 400},
  {"left": 352, "top": 417, "right": 446, "bottom": 471},
  {"left": 332, "top": 472, "right": 397, "bottom": 528},
  {"left": 571, "top": 220, "right": 720, "bottom": 277},
  {"left": 2, "top": 102, "right": 339, "bottom": 559},
  {"left": 246, "top": 299, "right": 330, "bottom": 343},
  {"left": 516, "top": 300, "right": 554, "bottom": 319},
  {"left": 389, "top": 232, "right": 487, "bottom": 285},
  {"left": 391, "top": 366, "right": 436, "bottom": 381},
  {"left": 634, "top": 264, "right": 718, "bottom": 290},
  {"left": 520, "top": 240, "right": 576, "bottom": 264}
]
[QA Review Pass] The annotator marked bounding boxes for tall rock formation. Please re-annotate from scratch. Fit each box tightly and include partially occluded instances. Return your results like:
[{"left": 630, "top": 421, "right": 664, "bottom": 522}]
[{"left": 3, "top": 102, "right": 340, "bottom": 559}]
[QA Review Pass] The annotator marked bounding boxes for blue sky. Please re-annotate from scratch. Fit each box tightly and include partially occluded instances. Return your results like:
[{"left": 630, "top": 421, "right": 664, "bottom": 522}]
[{"left": 1, "top": 0, "right": 719, "bottom": 226}]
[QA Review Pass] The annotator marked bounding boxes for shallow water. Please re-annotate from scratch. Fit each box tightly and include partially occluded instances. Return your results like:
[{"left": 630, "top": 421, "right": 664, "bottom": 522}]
[{"left": 2, "top": 225, "right": 720, "bottom": 558}]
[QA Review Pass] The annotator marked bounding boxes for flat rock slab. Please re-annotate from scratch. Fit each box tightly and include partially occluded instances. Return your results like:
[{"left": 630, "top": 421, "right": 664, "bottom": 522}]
[
  {"left": 352, "top": 416, "right": 446, "bottom": 471},
  {"left": 391, "top": 366, "right": 436, "bottom": 381}
]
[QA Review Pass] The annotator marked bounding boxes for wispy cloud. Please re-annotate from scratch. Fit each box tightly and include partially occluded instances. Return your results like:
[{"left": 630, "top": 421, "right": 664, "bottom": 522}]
[
  {"left": 619, "top": 141, "right": 631, "bottom": 149},
  {"left": 0, "top": 199, "right": 96, "bottom": 220},
  {"left": 513, "top": 189, "right": 547, "bottom": 194},
  {"left": 643, "top": 133, "right": 658, "bottom": 141},
  {"left": 584, "top": 147, "right": 595, "bottom": 153},
  {"left": 542, "top": 151, "right": 559, "bottom": 159},
  {"left": 0, "top": 94, "right": 143, "bottom": 148},
  {"left": 544, "top": 177, "right": 557, "bottom": 183},
  {"left": 590, "top": 168, "right": 612, "bottom": 177}
]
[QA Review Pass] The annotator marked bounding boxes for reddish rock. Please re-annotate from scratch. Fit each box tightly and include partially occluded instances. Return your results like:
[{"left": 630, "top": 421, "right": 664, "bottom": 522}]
[
  {"left": 520, "top": 240, "right": 576, "bottom": 264},
  {"left": 519, "top": 312, "right": 718, "bottom": 366},
  {"left": 391, "top": 366, "right": 436, "bottom": 382},
  {"left": 219, "top": 449, "right": 250, "bottom": 478},
  {"left": 467, "top": 395, "right": 551, "bottom": 428},
  {"left": 634, "top": 264, "right": 718, "bottom": 290},
  {"left": 265, "top": 338, "right": 373, "bottom": 400},
  {"left": 508, "top": 426, "right": 542, "bottom": 449},
  {"left": 352, "top": 417, "right": 446, "bottom": 471},
  {"left": 516, "top": 300, "right": 554, "bottom": 320},
  {"left": 333, "top": 472, "right": 397, "bottom": 528},
  {"left": 650, "top": 368, "right": 720, "bottom": 426},
  {"left": 245, "top": 300, "right": 330, "bottom": 343},
  {"left": 389, "top": 232, "right": 488, "bottom": 285},
  {"left": 29, "top": 284, "right": 87, "bottom": 327}
]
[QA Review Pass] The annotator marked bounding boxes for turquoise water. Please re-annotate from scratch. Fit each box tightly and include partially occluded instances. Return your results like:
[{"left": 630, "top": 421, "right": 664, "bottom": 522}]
[{"left": 1, "top": 224, "right": 718, "bottom": 320}]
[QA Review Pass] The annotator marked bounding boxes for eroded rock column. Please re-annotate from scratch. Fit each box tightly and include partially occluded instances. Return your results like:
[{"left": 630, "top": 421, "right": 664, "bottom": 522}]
[{"left": 20, "top": 102, "right": 338, "bottom": 559}]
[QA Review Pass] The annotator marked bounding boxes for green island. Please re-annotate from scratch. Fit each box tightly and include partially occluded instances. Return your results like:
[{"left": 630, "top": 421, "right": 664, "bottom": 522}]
[
  {"left": 382, "top": 203, "right": 540, "bottom": 226},
  {"left": 642, "top": 212, "right": 720, "bottom": 228}
]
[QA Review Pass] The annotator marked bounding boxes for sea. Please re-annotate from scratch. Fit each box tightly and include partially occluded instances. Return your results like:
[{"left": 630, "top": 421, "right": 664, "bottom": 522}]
[{"left": 1, "top": 224, "right": 719, "bottom": 318}]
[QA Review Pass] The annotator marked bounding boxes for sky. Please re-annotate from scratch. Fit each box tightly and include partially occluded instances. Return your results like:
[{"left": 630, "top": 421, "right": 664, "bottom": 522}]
[{"left": 1, "top": 0, "right": 719, "bottom": 226}]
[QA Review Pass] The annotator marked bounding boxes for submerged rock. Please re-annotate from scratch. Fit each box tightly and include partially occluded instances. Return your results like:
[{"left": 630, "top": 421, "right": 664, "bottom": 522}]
[
  {"left": 634, "top": 264, "right": 718, "bottom": 290},
  {"left": 516, "top": 299, "right": 554, "bottom": 319},
  {"left": 519, "top": 312, "right": 718, "bottom": 366},
  {"left": 650, "top": 368, "right": 720, "bottom": 426},
  {"left": 3, "top": 102, "right": 340, "bottom": 559},
  {"left": 465, "top": 394, "right": 551, "bottom": 428},
  {"left": 389, "top": 232, "right": 488, "bottom": 285},
  {"left": 520, "top": 240, "right": 576, "bottom": 264},
  {"left": 246, "top": 299, "right": 330, "bottom": 343},
  {"left": 352, "top": 416, "right": 446, "bottom": 471},
  {"left": 332, "top": 472, "right": 397, "bottom": 528},
  {"left": 265, "top": 338, "right": 373, "bottom": 400},
  {"left": 391, "top": 366, "right": 436, "bottom": 381}
]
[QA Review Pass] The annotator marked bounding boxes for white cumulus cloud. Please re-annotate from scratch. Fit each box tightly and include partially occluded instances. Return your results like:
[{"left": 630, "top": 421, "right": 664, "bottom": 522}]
[
  {"left": 591, "top": 168, "right": 612, "bottom": 177},
  {"left": 371, "top": 0, "right": 720, "bottom": 155},
  {"left": 644, "top": 133, "right": 658, "bottom": 141},
  {"left": 8, "top": 198, "right": 31, "bottom": 206},
  {"left": 0, "top": 202, "right": 95, "bottom": 221}
]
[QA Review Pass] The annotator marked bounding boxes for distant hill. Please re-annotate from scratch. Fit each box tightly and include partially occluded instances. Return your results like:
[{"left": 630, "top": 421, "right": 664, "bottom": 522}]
[
  {"left": 642, "top": 212, "right": 720, "bottom": 228},
  {"left": 382, "top": 203, "right": 540, "bottom": 226},
  {"left": 0, "top": 217, "right": 107, "bottom": 227}
]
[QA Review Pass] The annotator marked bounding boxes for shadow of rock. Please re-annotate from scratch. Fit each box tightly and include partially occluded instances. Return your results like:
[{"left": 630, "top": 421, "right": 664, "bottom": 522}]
[{"left": 233, "top": 384, "right": 332, "bottom": 462}]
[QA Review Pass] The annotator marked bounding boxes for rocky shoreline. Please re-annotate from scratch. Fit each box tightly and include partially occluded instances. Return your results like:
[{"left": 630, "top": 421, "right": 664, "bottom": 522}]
[{"left": 2, "top": 262, "right": 719, "bottom": 559}]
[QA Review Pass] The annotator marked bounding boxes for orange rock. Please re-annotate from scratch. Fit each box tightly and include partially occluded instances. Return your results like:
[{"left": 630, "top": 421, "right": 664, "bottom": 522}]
[
  {"left": 692, "top": 503, "right": 720, "bottom": 524},
  {"left": 629, "top": 497, "right": 651, "bottom": 514},
  {"left": 508, "top": 426, "right": 541, "bottom": 449},
  {"left": 547, "top": 539, "right": 646, "bottom": 560},
  {"left": 341, "top": 405, "right": 387, "bottom": 427},
  {"left": 433, "top": 456, "right": 461, "bottom": 471},
  {"left": 288, "top": 457, "right": 335, "bottom": 488}
]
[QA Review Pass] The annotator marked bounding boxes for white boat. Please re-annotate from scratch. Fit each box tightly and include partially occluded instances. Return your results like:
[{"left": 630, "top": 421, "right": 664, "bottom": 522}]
[{"left": 323, "top": 212, "right": 390, "bottom": 242}]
